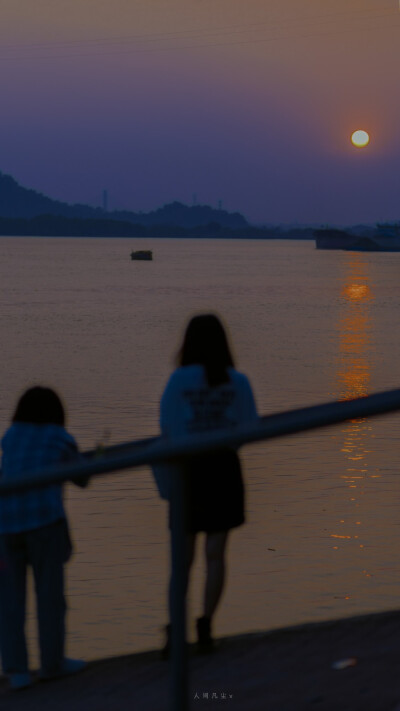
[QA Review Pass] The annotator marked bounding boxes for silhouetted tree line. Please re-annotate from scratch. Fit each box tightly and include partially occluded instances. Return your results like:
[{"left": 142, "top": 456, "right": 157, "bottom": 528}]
[
  {"left": 0, "top": 214, "right": 315, "bottom": 239},
  {"left": 0, "top": 172, "right": 247, "bottom": 229},
  {"left": 0, "top": 172, "right": 318, "bottom": 238}
]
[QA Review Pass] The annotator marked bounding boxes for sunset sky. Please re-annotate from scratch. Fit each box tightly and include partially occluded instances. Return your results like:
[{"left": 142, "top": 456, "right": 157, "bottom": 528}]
[{"left": 0, "top": 0, "right": 399, "bottom": 225}]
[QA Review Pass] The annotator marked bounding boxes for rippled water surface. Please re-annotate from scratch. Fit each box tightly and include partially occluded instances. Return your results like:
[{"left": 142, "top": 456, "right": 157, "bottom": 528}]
[{"left": 1, "top": 236, "right": 400, "bottom": 661}]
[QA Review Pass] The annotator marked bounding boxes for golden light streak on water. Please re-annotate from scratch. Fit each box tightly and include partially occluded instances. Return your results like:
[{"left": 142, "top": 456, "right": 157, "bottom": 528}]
[{"left": 331, "top": 254, "right": 375, "bottom": 551}]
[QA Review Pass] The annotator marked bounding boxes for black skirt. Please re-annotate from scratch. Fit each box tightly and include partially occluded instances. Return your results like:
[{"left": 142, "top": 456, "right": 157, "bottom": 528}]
[{"left": 170, "top": 450, "right": 245, "bottom": 534}]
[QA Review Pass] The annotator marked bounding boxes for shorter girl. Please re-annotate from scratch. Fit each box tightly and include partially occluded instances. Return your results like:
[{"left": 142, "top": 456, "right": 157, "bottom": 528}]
[{"left": 0, "top": 387, "right": 87, "bottom": 690}]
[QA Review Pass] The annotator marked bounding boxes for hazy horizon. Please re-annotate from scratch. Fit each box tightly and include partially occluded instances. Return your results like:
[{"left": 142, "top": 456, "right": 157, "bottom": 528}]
[{"left": 3, "top": 168, "right": 393, "bottom": 229}]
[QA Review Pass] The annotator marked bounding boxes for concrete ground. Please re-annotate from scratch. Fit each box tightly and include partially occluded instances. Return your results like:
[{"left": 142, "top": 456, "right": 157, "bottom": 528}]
[{"left": 2, "top": 610, "right": 400, "bottom": 710}]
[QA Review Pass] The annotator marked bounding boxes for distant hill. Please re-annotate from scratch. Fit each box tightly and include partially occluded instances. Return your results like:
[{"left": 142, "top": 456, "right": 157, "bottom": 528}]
[
  {"left": 0, "top": 172, "right": 248, "bottom": 229},
  {"left": 0, "top": 214, "right": 317, "bottom": 239}
]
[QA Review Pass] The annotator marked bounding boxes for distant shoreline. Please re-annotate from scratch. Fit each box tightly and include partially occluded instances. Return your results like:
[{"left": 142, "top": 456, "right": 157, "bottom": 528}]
[
  {"left": 0, "top": 217, "right": 315, "bottom": 240},
  {"left": 0, "top": 171, "right": 396, "bottom": 242},
  {"left": 0, "top": 233, "right": 315, "bottom": 240}
]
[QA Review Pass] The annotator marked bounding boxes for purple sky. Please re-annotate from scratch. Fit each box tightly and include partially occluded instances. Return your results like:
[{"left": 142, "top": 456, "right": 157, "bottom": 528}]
[{"left": 1, "top": 0, "right": 399, "bottom": 225}]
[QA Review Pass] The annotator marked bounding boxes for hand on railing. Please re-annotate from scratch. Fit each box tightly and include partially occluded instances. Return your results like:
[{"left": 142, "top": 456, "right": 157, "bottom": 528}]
[{"left": 94, "top": 429, "right": 112, "bottom": 458}]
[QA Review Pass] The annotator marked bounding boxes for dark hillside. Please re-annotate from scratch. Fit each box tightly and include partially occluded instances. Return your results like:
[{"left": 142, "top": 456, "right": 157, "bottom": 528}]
[{"left": 0, "top": 172, "right": 248, "bottom": 228}]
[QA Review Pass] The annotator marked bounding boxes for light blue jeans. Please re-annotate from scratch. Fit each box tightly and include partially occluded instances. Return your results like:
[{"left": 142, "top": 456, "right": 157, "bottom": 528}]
[{"left": 0, "top": 518, "right": 72, "bottom": 675}]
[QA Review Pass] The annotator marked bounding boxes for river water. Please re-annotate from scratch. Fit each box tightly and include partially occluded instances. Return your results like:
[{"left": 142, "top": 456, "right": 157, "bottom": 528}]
[{"left": 1, "top": 236, "right": 400, "bottom": 661}]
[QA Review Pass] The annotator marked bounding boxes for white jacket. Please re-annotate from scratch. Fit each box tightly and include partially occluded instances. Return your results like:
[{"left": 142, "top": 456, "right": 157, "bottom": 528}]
[{"left": 154, "top": 365, "right": 258, "bottom": 499}]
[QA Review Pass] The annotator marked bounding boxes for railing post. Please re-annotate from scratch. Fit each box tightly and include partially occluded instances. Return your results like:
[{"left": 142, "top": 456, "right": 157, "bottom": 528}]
[{"left": 170, "top": 466, "right": 189, "bottom": 711}]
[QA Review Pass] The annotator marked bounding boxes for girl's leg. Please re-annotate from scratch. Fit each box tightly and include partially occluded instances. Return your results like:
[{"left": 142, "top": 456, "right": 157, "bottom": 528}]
[
  {"left": 203, "top": 531, "right": 229, "bottom": 619},
  {"left": 0, "top": 534, "right": 29, "bottom": 673},
  {"left": 28, "top": 521, "right": 67, "bottom": 675}
]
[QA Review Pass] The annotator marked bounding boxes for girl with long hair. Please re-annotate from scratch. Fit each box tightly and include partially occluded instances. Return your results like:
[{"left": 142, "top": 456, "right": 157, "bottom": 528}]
[{"left": 159, "top": 314, "right": 258, "bottom": 653}]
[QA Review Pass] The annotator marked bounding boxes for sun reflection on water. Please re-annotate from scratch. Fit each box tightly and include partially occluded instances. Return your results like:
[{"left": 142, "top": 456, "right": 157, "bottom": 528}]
[{"left": 330, "top": 255, "right": 377, "bottom": 556}]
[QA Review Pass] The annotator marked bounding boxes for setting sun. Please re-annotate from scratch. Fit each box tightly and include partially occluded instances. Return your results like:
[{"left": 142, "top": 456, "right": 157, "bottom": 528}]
[{"left": 351, "top": 130, "right": 370, "bottom": 148}]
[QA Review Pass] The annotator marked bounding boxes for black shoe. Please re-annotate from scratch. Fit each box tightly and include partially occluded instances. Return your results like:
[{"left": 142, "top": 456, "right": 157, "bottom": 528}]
[
  {"left": 196, "top": 616, "right": 215, "bottom": 654},
  {"left": 161, "top": 624, "right": 171, "bottom": 660}
]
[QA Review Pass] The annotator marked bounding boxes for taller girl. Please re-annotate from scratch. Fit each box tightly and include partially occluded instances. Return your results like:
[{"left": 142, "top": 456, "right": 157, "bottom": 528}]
[{"left": 160, "top": 314, "right": 258, "bottom": 652}]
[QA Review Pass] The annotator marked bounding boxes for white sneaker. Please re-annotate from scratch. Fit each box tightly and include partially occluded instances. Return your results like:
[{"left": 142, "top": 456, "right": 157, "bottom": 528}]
[
  {"left": 40, "top": 657, "right": 86, "bottom": 680},
  {"left": 9, "top": 672, "right": 32, "bottom": 690}
]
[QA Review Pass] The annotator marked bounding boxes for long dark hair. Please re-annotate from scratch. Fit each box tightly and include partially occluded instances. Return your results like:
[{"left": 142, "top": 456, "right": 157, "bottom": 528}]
[
  {"left": 12, "top": 386, "right": 66, "bottom": 426},
  {"left": 178, "top": 314, "right": 235, "bottom": 387}
]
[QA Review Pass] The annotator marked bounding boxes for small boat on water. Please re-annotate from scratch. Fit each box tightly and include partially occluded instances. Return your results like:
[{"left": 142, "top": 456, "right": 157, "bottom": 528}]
[
  {"left": 314, "top": 225, "right": 400, "bottom": 252},
  {"left": 130, "top": 250, "right": 153, "bottom": 260}
]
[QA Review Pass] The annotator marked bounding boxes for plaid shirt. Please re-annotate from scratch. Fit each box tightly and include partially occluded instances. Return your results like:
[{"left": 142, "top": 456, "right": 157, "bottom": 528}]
[{"left": 0, "top": 422, "right": 79, "bottom": 534}]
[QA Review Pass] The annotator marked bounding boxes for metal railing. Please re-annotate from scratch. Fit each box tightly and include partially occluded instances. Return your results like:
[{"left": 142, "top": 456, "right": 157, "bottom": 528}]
[{"left": 2, "top": 387, "right": 400, "bottom": 710}]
